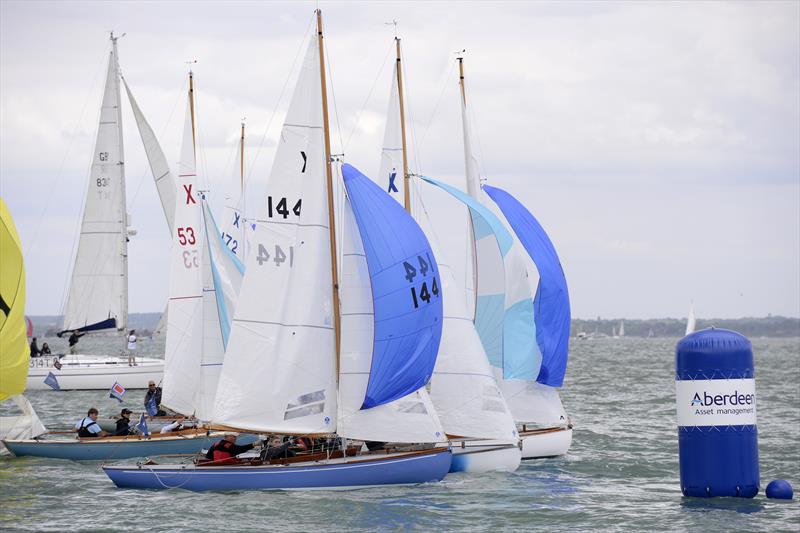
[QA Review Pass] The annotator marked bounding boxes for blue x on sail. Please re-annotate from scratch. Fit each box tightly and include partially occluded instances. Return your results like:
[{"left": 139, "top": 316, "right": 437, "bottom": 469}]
[
  {"left": 483, "top": 185, "right": 570, "bottom": 387},
  {"left": 342, "top": 163, "right": 443, "bottom": 409}
]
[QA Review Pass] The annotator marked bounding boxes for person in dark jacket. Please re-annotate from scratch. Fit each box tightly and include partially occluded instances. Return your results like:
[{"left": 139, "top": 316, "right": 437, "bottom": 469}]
[
  {"left": 40, "top": 342, "right": 52, "bottom": 356},
  {"left": 29, "top": 337, "right": 41, "bottom": 357},
  {"left": 68, "top": 331, "right": 85, "bottom": 355},
  {"left": 205, "top": 433, "right": 255, "bottom": 461},
  {"left": 114, "top": 408, "right": 133, "bottom": 436},
  {"left": 144, "top": 381, "right": 166, "bottom": 416}
]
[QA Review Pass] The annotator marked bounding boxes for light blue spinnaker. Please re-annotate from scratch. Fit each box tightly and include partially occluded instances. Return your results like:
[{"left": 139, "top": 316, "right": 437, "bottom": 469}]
[
  {"left": 202, "top": 201, "right": 245, "bottom": 349},
  {"left": 342, "top": 163, "right": 443, "bottom": 410},
  {"left": 483, "top": 185, "right": 570, "bottom": 387},
  {"left": 421, "top": 176, "right": 539, "bottom": 381}
]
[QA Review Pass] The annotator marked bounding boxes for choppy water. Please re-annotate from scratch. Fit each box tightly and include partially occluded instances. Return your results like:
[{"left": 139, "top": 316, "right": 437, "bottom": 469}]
[{"left": 1, "top": 336, "right": 798, "bottom": 532}]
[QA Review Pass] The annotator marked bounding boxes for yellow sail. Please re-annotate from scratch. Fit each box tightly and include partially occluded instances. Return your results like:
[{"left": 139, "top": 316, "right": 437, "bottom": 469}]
[{"left": 0, "top": 197, "right": 29, "bottom": 401}]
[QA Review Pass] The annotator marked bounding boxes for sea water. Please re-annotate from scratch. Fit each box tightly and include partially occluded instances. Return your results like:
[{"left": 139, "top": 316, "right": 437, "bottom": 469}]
[{"left": 1, "top": 336, "right": 798, "bottom": 531}]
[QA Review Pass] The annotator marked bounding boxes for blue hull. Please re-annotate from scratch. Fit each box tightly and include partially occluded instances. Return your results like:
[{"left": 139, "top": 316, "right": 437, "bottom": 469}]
[
  {"left": 2, "top": 434, "right": 256, "bottom": 461},
  {"left": 103, "top": 449, "right": 452, "bottom": 491}
]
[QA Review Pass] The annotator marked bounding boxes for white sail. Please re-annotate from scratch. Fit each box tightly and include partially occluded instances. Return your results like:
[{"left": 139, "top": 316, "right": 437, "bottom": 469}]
[
  {"left": 62, "top": 37, "right": 128, "bottom": 332},
  {"left": 685, "top": 302, "right": 696, "bottom": 335},
  {"left": 337, "top": 192, "right": 445, "bottom": 443},
  {"left": 0, "top": 396, "right": 47, "bottom": 454},
  {"left": 460, "top": 71, "right": 481, "bottom": 318},
  {"left": 162, "top": 91, "right": 204, "bottom": 417},
  {"left": 213, "top": 40, "right": 338, "bottom": 435},
  {"left": 619, "top": 320, "right": 625, "bottom": 337},
  {"left": 378, "top": 63, "right": 406, "bottom": 207},
  {"left": 220, "top": 123, "right": 247, "bottom": 259}
]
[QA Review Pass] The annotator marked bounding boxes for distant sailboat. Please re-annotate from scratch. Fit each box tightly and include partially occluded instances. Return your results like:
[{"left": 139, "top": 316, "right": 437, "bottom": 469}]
[
  {"left": 685, "top": 302, "right": 696, "bottom": 336},
  {"left": 618, "top": 320, "right": 625, "bottom": 337},
  {"left": 26, "top": 34, "right": 166, "bottom": 390}
]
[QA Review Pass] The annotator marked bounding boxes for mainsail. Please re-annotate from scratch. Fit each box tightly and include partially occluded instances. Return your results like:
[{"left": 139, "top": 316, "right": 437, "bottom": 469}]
[
  {"left": 685, "top": 302, "right": 696, "bottom": 336},
  {"left": 61, "top": 35, "right": 128, "bottom": 334},
  {"left": 162, "top": 77, "right": 204, "bottom": 417},
  {"left": 220, "top": 122, "right": 247, "bottom": 258},
  {"left": 213, "top": 39, "right": 338, "bottom": 435}
]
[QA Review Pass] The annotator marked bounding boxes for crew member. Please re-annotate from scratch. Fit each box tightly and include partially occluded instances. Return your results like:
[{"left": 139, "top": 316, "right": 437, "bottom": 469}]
[
  {"left": 205, "top": 433, "right": 255, "bottom": 462},
  {"left": 75, "top": 408, "right": 108, "bottom": 438},
  {"left": 114, "top": 408, "right": 133, "bottom": 436}
]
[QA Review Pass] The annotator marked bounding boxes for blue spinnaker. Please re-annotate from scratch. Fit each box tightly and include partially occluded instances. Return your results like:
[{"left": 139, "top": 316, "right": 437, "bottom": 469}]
[
  {"left": 342, "top": 163, "right": 443, "bottom": 410},
  {"left": 420, "top": 176, "right": 539, "bottom": 380},
  {"left": 483, "top": 185, "right": 570, "bottom": 387}
]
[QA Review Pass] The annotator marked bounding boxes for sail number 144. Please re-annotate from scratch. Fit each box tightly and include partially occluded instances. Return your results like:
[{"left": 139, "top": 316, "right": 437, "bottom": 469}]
[{"left": 403, "top": 254, "right": 439, "bottom": 308}]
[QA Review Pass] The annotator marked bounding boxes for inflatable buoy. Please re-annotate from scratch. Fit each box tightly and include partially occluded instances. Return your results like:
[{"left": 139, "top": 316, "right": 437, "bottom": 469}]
[
  {"left": 675, "top": 328, "right": 759, "bottom": 498},
  {"left": 766, "top": 479, "right": 793, "bottom": 500}
]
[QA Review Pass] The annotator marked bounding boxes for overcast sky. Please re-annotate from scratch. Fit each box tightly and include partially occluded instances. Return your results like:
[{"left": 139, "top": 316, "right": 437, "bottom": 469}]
[{"left": 1, "top": 1, "right": 798, "bottom": 319}]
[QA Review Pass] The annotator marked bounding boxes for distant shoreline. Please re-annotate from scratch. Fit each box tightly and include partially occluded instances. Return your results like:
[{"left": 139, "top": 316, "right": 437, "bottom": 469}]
[{"left": 26, "top": 313, "right": 800, "bottom": 339}]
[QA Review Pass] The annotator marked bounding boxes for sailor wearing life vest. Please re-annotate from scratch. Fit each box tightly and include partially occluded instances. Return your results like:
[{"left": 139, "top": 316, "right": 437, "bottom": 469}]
[
  {"left": 205, "top": 433, "right": 255, "bottom": 461},
  {"left": 75, "top": 408, "right": 108, "bottom": 438}
]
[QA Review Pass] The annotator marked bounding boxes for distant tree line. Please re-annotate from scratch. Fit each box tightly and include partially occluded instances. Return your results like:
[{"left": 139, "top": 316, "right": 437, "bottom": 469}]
[{"left": 572, "top": 316, "right": 800, "bottom": 338}]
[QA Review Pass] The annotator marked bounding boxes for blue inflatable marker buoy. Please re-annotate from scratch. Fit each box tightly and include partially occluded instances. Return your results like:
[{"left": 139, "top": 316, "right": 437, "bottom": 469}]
[
  {"left": 766, "top": 480, "right": 793, "bottom": 500},
  {"left": 675, "top": 328, "right": 760, "bottom": 498}
]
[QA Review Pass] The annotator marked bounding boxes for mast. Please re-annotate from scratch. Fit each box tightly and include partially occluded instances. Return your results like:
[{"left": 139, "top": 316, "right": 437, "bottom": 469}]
[
  {"left": 395, "top": 38, "right": 411, "bottom": 214},
  {"left": 188, "top": 70, "right": 196, "bottom": 158},
  {"left": 317, "top": 9, "right": 342, "bottom": 378},
  {"left": 111, "top": 31, "right": 129, "bottom": 331},
  {"left": 240, "top": 119, "right": 246, "bottom": 259},
  {"left": 458, "top": 55, "right": 478, "bottom": 318}
]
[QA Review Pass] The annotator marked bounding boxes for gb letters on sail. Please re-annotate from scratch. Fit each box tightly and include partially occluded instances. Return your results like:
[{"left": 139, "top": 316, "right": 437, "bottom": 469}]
[{"left": 62, "top": 39, "right": 128, "bottom": 334}]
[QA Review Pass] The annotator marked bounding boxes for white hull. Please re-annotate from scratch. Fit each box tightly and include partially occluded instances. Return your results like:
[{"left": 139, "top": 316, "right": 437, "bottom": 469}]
[
  {"left": 26, "top": 354, "right": 164, "bottom": 390},
  {"left": 520, "top": 426, "right": 572, "bottom": 459},
  {"left": 449, "top": 438, "right": 521, "bottom": 473}
]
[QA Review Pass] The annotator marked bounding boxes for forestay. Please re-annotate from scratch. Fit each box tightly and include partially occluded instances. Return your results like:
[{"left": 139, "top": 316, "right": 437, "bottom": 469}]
[
  {"left": 484, "top": 185, "right": 570, "bottom": 388},
  {"left": 337, "top": 179, "right": 444, "bottom": 443},
  {"left": 421, "top": 177, "right": 540, "bottom": 380},
  {"left": 62, "top": 40, "right": 128, "bottom": 333},
  {"left": 122, "top": 78, "right": 176, "bottom": 233},
  {"left": 212, "top": 40, "right": 338, "bottom": 435},
  {"left": 162, "top": 94, "right": 204, "bottom": 417},
  {"left": 342, "top": 164, "right": 442, "bottom": 409}
]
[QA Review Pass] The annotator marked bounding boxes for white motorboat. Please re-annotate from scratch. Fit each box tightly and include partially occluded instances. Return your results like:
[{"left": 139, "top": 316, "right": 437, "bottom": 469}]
[{"left": 26, "top": 354, "right": 163, "bottom": 390}]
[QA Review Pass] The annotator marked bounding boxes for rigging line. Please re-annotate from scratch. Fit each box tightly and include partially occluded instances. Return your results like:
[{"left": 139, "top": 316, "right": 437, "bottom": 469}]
[
  {"left": 56, "top": 56, "right": 110, "bottom": 318},
  {"left": 467, "top": 84, "right": 490, "bottom": 183},
  {"left": 324, "top": 40, "right": 344, "bottom": 158},
  {"left": 246, "top": 13, "right": 315, "bottom": 184},
  {"left": 343, "top": 39, "right": 394, "bottom": 151},
  {"left": 417, "top": 60, "right": 457, "bottom": 168}
]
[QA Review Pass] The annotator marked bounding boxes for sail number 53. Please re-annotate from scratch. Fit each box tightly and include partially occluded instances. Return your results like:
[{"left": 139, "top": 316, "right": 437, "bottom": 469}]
[{"left": 177, "top": 227, "right": 196, "bottom": 245}]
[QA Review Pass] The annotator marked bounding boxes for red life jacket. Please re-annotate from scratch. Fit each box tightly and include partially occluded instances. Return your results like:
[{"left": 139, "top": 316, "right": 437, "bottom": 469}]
[{"left": 212, "top": 441, "right": 234, "bottom": 461}]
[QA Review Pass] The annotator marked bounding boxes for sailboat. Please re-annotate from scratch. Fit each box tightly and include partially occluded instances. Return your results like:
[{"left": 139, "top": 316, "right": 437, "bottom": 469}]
[
  {"left": 25, "top": 34, "right": 167, "bottom": 390},
  {"left": 3, "top": 70, "right": 251, "bottom": 462},
  {"left": 685, "top": 302, "right": 696, "bottom": 336},
  {"left": 378, "top": 37, "right": 520, "bottom": 473},
  {"left": 422, "top": 56, "right": 572, "bottom": 460},
  {"left": 0, "top": 198, "right": 47, "bottom": 453},
  {"left": 618, "top": 320, "right": 625, "bottom": 337},
  {"left": 102, "top": 10, "right": 451, "bottom": 491}
]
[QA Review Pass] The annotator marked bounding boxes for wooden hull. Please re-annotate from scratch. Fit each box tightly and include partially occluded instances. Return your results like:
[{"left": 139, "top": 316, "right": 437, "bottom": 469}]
[
  {"left": 0, "top": 430, "right": 250, "bottom": 461},
  {"left": 520, "top": 426, "right": 572, "bottom": 459},
  {"left": 26, "top": 354, "right": 164, "bottom": 390},
  {"left": 102, "top": 448, "right": 452, "bottom": 491}
]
